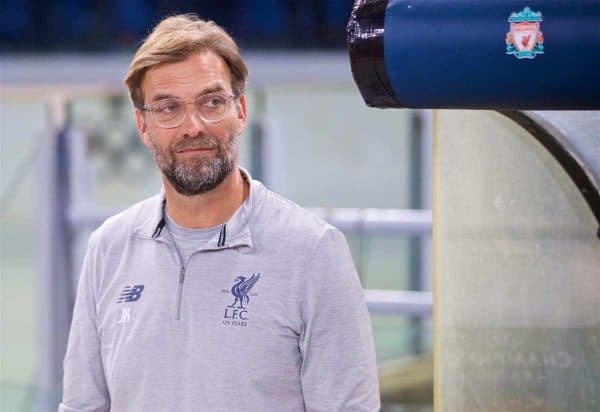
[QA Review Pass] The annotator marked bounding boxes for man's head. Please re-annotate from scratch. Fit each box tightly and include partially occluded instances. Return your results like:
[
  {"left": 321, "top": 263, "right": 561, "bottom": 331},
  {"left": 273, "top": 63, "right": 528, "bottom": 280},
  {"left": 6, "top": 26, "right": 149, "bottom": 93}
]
[{"left": 125, "top": 14, "right": 248, "bottom": 196}]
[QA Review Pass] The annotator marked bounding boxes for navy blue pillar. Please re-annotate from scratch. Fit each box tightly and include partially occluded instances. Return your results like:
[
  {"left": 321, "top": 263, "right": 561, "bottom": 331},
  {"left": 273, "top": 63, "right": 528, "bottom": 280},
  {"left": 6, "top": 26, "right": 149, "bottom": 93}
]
[{"left": 348, "top": 0, "right": 600, "bottom": 109}]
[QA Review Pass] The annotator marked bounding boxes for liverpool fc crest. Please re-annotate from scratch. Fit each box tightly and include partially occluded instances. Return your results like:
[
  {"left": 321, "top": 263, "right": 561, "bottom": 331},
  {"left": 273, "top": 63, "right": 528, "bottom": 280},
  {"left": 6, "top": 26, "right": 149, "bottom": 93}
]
[
  {"left": 222, "top": 273, "right": 261, "bottom": 327},
  {"left": 506, "top": 7, "right": 544, "bottom": 59}
]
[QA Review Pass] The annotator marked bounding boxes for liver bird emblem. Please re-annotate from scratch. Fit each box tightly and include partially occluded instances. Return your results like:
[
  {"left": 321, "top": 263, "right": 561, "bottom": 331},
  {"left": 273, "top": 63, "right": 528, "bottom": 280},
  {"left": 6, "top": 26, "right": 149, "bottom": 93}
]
[{"left": 228, "top": 273, "right": 260, "bottom": 309}]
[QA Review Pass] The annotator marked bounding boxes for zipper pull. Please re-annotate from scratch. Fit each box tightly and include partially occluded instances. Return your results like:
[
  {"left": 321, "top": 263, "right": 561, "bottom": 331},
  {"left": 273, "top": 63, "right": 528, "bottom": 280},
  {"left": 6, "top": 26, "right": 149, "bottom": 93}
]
[{"left": 179, "top": 267, "right": 185, "bottom": 283}]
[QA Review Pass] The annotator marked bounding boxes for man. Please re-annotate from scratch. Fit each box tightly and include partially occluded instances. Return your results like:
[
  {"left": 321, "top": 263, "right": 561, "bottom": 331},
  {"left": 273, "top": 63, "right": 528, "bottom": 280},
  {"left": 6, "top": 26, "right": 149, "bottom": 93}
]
[{"left": 59, "top": 14, "right": 380, "bottom": 412}]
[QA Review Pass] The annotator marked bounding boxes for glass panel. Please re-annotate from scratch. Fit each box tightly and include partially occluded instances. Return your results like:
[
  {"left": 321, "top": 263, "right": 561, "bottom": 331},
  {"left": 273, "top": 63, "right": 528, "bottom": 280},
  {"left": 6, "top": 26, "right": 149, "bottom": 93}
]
[
  {"left": 435, "top": 110, "right": 600, "bottom": 411},
  {"left": 346, "top": 235, "right": 412, "bottom": 290},
  {"left": 263, "top": 85, "right": 414, "bottom": 209},
  {"left": 69, "top": 93, "right": 160, "bottom": 208},
  {"left": 0, "top": 98, "right": 47, "bottom": 411},
  {"left": 376, "top": 314, "right": 433, "bottom": 411}
]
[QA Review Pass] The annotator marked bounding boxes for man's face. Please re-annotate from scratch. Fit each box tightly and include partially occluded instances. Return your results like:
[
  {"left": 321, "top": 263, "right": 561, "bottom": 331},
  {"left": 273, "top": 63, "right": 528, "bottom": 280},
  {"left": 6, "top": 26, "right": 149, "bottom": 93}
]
[{"left": 135, "top": 50, "right": 247, "bottom": 196}]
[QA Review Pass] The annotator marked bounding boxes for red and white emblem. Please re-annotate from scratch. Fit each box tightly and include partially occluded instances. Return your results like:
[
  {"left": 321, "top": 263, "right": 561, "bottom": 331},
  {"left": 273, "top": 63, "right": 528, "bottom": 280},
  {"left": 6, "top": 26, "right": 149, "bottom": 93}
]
[
  {"left": 508, "top": 21, "right": 542, "bottom": 53},
  {"left": 506, "top": 7, "right": 544, "bottom": 59}
]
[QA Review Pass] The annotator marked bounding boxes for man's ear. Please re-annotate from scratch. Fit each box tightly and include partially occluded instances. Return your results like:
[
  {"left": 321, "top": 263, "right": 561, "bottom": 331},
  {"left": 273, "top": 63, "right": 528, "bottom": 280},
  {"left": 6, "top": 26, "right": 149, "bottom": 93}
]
[
  {"left": 135, "top": 108, "right": 153, "bottom": 149},
  {"left": 235, "top": 94, "right": 247, "bottom": 136}
]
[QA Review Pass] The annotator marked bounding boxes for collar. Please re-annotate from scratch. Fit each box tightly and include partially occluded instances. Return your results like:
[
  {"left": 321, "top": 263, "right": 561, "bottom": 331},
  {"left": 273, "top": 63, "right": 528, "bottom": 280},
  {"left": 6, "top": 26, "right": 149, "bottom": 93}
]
[{"left": 132, "top": 167, "right": 263, "bottom": 250}]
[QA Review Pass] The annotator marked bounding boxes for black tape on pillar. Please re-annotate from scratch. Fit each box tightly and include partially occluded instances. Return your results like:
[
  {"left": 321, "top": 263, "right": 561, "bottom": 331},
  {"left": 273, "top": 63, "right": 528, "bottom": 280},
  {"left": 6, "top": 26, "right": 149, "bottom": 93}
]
[{"left": 347, "top": 0, "right": 401, "bottom": 108}]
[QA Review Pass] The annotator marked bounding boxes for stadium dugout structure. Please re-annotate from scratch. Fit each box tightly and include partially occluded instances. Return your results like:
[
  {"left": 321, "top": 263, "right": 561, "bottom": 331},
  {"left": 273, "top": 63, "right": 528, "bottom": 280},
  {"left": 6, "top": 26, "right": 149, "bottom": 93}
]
[{"left": 348, "top": 0, "right": 599, "bottom": 410}]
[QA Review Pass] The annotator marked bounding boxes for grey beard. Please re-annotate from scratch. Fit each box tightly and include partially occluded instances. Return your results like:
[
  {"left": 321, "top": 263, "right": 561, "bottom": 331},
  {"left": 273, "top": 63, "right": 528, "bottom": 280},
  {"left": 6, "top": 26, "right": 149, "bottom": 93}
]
[{"left": 152, "top": 133, "right": 239, "bottom": 196}]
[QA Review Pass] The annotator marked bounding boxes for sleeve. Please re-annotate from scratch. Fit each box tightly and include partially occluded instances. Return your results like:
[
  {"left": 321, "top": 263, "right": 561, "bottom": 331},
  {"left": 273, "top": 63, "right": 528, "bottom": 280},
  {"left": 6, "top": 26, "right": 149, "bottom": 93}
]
[
  {"left": 58, "top": 233, "right": 110, "bottom": 412},
  {"left": 299, "top": 227, "right": 381, "bottom": 412}
]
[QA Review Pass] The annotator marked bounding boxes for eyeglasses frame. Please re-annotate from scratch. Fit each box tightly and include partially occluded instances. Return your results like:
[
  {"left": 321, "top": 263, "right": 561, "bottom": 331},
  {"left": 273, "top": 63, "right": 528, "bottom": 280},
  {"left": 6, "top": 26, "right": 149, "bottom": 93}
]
[{"left": 139, "top": 93, "right": 239, "bottom": 129}]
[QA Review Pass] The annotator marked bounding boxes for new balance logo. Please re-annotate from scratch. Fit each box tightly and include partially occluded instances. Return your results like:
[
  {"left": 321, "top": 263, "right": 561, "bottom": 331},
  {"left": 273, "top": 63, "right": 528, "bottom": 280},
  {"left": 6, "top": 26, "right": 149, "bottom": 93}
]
[{"left": 117, "top": 285, "right": 145, "bottom": 303}]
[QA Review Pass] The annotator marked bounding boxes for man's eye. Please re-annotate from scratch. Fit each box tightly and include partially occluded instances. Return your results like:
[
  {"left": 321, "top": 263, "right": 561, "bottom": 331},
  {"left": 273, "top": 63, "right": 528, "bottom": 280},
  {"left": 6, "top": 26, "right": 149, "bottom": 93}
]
[
  {"left": 156, "top": 101, "right": 179, "bottom": 113},
  {"left": 204, "top": 97, "right": 226, "bottom": 108}
]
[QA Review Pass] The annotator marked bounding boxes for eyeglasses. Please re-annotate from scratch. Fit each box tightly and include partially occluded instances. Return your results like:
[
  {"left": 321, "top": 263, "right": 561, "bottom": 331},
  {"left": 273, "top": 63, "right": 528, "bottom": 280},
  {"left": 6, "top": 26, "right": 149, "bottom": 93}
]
[{"left": 141, "top": 93, "right": 237, "bottom": 129}]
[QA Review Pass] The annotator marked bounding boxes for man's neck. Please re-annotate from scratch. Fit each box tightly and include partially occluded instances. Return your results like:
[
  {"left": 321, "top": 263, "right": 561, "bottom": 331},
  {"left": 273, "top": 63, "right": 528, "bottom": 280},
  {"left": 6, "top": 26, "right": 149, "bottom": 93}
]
[{"left": 163, "top": 168, "right": 249, "bottom": 229}]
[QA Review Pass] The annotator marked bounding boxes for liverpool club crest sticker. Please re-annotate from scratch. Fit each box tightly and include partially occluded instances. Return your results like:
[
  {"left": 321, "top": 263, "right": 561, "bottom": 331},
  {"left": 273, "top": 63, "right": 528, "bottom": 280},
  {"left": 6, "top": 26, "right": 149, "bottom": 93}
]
[{"left": 506, "top": 7, "right": 544, "bottom": 59}]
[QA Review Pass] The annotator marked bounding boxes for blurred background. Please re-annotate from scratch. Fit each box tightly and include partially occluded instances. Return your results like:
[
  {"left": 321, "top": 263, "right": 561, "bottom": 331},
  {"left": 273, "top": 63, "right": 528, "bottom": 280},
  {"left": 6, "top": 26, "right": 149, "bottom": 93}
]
[
  {"left": 1, "top": 1, "right": 352, "bottom": 51},
  {"left": 1, "top": 1, "right": 433, "bottom": 411}
]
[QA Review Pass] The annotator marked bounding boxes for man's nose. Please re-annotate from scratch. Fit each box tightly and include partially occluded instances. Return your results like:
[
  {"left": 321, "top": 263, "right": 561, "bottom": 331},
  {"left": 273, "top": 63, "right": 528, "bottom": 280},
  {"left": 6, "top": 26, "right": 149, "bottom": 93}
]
[{"left": 179, "top": 104, "right": 207, "bottom": 135}]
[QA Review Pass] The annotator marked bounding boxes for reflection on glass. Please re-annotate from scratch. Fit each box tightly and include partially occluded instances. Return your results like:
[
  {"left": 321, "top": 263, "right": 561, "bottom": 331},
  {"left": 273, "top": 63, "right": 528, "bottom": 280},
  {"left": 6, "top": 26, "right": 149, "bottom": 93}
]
[{"left": 435, "top": 110, "right": 600, "bottom": 411}]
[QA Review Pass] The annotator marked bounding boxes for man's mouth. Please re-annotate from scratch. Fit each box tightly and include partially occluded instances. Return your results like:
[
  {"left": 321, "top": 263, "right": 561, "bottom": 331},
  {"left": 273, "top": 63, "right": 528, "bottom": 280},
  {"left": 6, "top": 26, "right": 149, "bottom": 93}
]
[{"left": 177, "top": 146, "right": 215, "bottom": 154}]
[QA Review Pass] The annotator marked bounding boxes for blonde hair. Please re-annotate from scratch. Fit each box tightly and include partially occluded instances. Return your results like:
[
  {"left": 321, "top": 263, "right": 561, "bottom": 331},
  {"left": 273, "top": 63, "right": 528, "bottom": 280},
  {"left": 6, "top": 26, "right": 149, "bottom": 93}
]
[{"left": 125, "top": 14, "right": 248, "bottom": 108}]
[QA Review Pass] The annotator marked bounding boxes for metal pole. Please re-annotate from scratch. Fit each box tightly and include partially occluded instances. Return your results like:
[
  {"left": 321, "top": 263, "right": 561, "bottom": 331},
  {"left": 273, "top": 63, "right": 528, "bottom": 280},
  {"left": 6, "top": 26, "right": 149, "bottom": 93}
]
[
  {"left": 407, "top": 109, "right": 433, "bottom": 355},
  {"left": 419, "top": 110, "right": 434, "bottom": 351},
  {"left": 34, "top": 97, "right": 72, "bottom": 411}
]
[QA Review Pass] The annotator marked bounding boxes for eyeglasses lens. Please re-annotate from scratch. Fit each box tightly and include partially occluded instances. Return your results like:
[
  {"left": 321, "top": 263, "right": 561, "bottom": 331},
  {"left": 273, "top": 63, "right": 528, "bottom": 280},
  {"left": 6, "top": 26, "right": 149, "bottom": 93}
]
[{"left": 149, "top": 94, "right": 231, "bottom": 128}]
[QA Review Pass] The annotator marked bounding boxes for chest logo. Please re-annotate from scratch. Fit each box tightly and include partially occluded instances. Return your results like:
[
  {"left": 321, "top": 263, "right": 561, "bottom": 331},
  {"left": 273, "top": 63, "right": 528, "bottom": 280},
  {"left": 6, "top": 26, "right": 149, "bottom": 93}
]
[
  {"left": 229, "top": 273, "right": 260, "bottom": 309},
  {"left": 116, "top": 284, "right": 145, "bottom": 303},
  {"left": 222, "top": 273, "right": 260, "bottom": 327}
]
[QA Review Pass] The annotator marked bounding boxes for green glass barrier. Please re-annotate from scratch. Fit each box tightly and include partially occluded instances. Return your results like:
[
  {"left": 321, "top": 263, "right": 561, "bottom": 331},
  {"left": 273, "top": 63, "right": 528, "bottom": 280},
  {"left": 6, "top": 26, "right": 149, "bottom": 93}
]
[{"left": 435, "top": 110, "right": 599, "bottom": 411}]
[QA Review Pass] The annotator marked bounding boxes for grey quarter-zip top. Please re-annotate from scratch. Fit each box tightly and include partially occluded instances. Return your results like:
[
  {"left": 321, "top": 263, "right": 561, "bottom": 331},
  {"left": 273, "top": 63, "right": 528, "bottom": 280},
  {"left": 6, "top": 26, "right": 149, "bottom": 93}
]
[{"left": 60, "top": 169, "right": 380, "bottom": 412}]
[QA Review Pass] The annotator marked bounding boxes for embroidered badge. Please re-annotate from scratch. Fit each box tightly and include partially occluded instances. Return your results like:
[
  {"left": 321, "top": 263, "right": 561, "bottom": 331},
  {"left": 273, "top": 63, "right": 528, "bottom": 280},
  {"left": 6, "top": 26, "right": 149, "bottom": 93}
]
[
  {"left": 506, "top": 7, "right": 544, "bottom": 59},
  {"left": 221, "top": 273, "right": 260, "bottom": 327},
  {"left": 117, "top": 307, "right": 131, "bottom": 324}
]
